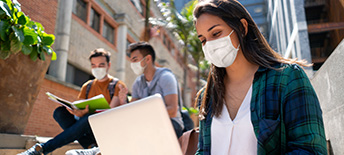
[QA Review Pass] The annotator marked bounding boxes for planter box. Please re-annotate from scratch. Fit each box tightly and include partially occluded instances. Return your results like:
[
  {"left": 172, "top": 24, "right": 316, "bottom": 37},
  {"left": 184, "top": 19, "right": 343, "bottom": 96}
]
[{"left": 0, "top": 52, "right": 51, "bottom": 134}]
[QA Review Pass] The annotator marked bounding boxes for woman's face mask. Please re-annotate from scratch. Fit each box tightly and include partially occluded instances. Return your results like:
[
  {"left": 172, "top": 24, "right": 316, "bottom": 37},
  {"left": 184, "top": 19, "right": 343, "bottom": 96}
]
[
  {"left": 92, "top": 67, "right": 107, "bottom": 80},
  {"left": 202, "top": 30, "right": 240, "bottom": 68},
  {"left": 130, "top": 57, "right": 147, "bottom": 75}
]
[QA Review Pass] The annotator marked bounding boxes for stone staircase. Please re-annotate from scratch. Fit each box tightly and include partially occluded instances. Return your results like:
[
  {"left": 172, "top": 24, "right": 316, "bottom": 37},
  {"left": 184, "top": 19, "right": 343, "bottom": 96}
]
[{"left": 0, "top": 133, "right": 83, "bottom": 155}]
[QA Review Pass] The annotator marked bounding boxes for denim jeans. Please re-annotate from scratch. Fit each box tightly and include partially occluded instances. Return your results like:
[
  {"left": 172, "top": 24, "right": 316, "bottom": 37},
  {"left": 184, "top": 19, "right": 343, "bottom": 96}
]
[{"left": 41, "top": 106, "right": 96, "bottom": 154}]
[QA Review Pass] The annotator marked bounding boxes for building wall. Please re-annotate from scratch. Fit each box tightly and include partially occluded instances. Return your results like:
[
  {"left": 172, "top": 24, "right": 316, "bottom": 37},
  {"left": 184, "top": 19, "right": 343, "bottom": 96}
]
[
  {"left": 24, "top": 77, "right": 80, "bottom": 137},
  {"left": 67, "top": 0, "right": 185, "bottom": 92},
  {"left": 266, "top": 0, "right": 312, "bottom": 66},
  {"left": 68, "top": 18, "right": 118, "bottom": 77},
  {"left": 18, "top": 0, "right": 58, "bottom": 35},
  {"left": 17, "top": 0, "right": 62, "bottom": 137},
  {"left": 328, "top": 0, "right": 344, "bottom": 49},
  {"left": 103, "top": 0, "right": 145, "bottom": 38},
  {"left": 21, "top": 0, "right": 196, "bottom": 137},
  {"left": 311, "top": 39, "right": 344, "bottom": 155}
]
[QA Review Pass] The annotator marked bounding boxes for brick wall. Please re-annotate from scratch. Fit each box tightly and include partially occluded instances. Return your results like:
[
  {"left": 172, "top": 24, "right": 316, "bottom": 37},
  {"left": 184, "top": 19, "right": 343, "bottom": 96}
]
[
  {"left": 18, "top": 0, "right": 60, "bottom": 137},
  {"left": 18, "top": 0, "right": 58, "bottom": 35},
  {"left": 24, "top": 78, "right": 80, "bottom": 137}
]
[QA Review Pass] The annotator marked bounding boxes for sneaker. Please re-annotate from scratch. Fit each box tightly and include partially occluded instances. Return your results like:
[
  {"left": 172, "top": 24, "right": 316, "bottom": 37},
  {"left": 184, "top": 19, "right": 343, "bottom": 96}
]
[
  {"left": 65, "top": 147, "right": 100, "bottom": 155},
  {"left": 17, "top": 143, "right": 43, "bottom": 155}
]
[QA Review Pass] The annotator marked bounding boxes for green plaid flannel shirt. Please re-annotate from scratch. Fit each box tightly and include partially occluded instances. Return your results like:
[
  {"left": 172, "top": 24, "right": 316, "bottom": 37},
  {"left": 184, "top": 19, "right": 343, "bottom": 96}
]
[{"left": 196, "top": 64, "right": 327, "bottom": 155}]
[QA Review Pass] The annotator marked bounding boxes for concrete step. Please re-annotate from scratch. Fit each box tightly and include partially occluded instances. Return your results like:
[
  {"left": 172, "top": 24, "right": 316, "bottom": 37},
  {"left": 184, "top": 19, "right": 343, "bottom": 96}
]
[
  {"left": 0, "top": 133, "right": 83, "bottom": 155},
  {"left": 0, "top": 149, "right": 26, "bottom": 154}
]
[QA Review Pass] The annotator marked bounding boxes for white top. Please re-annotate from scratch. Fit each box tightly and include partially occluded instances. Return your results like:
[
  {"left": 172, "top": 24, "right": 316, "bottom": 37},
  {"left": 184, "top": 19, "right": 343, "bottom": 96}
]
[{"left": 211, "top": 86, "right": 257, "bottom": 155}]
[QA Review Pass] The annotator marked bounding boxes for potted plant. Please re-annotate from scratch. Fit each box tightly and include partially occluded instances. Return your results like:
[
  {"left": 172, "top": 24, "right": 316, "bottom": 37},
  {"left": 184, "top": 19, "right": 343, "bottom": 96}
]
[{"left": 0, "top": 0, "right": 56, "bottom": 134}]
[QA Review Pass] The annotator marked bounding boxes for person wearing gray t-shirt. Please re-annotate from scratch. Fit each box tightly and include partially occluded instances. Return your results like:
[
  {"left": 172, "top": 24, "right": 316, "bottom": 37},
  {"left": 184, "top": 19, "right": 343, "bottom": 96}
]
[{"left": 127, "top": 41, "right": 184, "bottom": 138}]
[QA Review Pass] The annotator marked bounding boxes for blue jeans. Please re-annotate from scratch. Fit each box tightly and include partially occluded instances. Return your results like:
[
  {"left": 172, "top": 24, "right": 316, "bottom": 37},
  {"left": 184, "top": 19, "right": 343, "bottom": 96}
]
[{"left": 41, "top": 106, "right": 96, "bottom": 154}]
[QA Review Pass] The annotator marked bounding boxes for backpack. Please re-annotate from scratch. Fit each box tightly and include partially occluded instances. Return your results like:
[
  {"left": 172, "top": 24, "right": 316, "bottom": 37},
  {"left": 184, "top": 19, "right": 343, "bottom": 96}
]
[
  {"left": 174, "top": 76, "right": 194, "bottom": 132},
  {"left": 177, "top": 86, "right": 195, "bottom": 132},
  {"left": 141, "top": 69, "right": 194, "bottom": 132},
  {"left": 85, "top": 78, "right": 118, "bottom": 99}
]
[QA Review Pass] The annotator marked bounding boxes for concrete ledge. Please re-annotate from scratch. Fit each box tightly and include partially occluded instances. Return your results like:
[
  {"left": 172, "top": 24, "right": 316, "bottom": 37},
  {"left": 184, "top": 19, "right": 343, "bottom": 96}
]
[
  {"left": 45, "top": 74, "right": 81, "bottom": 91},
  {"left": 0, "top": 133, "right": 83, "bottom": 154},
  {"left": 0, "top": 144, "right": 83, "bottom": 155},
  {"left": 0, "top": 133, "right": 36, "bottom": 149},
  {"left": 311, "top": 39, "right": 344, "bottom": 155},
  {"left": 0, "top": 149, "right": 26, "bottom": 155}
]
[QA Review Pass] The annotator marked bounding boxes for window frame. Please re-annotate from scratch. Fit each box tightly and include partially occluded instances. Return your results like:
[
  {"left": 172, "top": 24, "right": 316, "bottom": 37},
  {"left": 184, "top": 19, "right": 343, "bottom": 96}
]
[{"left": 71, "top": 0, "right": 119, "bottom": 48}]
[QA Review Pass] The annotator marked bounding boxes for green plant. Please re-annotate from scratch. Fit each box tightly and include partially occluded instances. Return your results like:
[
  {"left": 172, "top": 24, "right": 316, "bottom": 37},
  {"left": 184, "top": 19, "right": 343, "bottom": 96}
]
[
  {"left": 151, "top": 0, "right": 208, "bottom": 90},
  {"left": 0, "top": 0, "right": 56, "bottom": 61},
  {"left": 183, "top": 106, "right": 199, "bottom": 115}
]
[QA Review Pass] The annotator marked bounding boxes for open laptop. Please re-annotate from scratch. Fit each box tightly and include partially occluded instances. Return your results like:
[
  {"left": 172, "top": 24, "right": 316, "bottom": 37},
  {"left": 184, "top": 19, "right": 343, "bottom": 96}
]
[{"left": 88, "top": 94, "right": 183, "bottom": 155}]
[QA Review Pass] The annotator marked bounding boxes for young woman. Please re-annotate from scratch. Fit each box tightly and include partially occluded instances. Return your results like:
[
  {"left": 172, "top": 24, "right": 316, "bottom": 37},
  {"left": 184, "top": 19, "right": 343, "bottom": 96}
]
[{"left": 194, "top": 0, "right": 327, "bottom": 154}]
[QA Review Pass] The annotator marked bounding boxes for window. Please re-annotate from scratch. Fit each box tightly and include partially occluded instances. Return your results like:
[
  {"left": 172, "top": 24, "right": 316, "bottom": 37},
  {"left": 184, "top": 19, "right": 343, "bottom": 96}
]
[
  {"left": 72, "top": 0, "right": 118, "bottom": 46},
  {"left": 139, "top": 0, "right": 145, "bottom": 16},
  {"left": 102, "top": 21, "right": 114, "bottom": 43},
  {"left": 167, "top": 41, "right": 171, "bottom": 51},
  {"left": 130, "top": 0, "right": 143, "bottom": 15},
  {"left": 66, "top": 63, "right": 93, "bottom": 87},
  {"left": 171, "top": 48, "right": 175, "bottom": 57},
  {"left": 89, "top": 8, "right": 100, "bottom": 32},
  {"left": 163, "top": 35, "right": 167, "bottom": 45},
  {"left": 126, "top": 40, "right": 133, "bottom": 57},
  {"left": 72, "top": 0, "right": 87, "bottom": 22}
]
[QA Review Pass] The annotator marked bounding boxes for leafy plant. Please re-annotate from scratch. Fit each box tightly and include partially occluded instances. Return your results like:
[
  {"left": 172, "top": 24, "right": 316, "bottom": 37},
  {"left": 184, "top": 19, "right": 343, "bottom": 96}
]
[
  {"left": 183, "top": 106, "right": 199, "bottom": 115},
  {"left": 0, "top": 0, "right": 56, "bottom": 61},
  {"left": 151, "top": 0, "right": 208, "bottom": 90}
]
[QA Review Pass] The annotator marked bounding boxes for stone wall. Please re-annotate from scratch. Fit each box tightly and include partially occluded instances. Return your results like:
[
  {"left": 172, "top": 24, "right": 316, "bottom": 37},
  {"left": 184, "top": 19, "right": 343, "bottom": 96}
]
[{"left": 311, "top": 39, "right": 344, "bottom": 155}]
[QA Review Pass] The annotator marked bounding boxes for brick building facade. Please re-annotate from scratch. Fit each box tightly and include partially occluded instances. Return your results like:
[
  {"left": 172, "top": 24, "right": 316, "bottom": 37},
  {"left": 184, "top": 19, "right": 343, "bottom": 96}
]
[{"left": 19, "top": 0, "right": 197, "bottom": 137}]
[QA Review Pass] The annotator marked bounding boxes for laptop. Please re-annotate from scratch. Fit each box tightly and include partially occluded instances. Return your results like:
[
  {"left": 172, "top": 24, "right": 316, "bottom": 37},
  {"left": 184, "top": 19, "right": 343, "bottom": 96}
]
[{"left": 88, "top": 94, "right": 183, "bottom": 155}]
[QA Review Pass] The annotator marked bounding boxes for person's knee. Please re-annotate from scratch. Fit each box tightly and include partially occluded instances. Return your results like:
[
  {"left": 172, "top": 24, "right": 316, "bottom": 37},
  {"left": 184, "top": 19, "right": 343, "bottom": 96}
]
[{"left": 53, "top": 106, "right": 68, "bottom": 121}]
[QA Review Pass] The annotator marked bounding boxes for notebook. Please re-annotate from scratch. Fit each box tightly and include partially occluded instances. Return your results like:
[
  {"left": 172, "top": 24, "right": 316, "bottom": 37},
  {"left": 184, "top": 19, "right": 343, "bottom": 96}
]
[{"left": 88, "top": 94, "right": 183, "bottom": 155}]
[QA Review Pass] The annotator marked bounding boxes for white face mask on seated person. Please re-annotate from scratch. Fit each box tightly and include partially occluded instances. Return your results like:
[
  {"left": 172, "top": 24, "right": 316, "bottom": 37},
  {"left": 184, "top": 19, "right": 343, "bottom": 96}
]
[
  {"left": 202, "top": 30, "right": 240, "bottom": 68},
  {"left": 130, "top": 57, "right": 147, "bottom": 75},
  {"left": 92, "top": 67, "right": 107, "bottom": 80}
]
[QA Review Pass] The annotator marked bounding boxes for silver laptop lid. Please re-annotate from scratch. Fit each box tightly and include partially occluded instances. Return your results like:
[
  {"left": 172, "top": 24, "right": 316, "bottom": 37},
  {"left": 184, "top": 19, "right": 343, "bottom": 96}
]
[{"left": 89, "top": 94, "right": 182, "bottom": 155}]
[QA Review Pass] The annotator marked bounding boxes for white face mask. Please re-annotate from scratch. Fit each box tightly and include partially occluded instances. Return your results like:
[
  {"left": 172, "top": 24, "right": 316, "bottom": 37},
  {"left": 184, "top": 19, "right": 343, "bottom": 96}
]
[
  {"left": 130, "top": 57, "right": 146, "bottom": 75},
  {"left": 202, "top": 30, "right": 240, "bottom": 68},
  {"left": 92, "top": 67, "right": 107, "bottom": 80}
]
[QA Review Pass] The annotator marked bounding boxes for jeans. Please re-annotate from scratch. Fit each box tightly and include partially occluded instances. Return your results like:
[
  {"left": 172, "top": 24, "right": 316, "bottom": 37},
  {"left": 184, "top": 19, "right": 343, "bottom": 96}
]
[{"left": 41, "top": 106, "right": 96, "bottom": 154}]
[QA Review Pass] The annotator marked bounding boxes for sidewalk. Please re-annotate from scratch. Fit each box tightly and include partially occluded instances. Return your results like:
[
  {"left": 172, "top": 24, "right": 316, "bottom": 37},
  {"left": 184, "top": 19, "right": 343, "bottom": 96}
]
[{"left": 0, "top": 133, "right": 82, "bottom": 155}]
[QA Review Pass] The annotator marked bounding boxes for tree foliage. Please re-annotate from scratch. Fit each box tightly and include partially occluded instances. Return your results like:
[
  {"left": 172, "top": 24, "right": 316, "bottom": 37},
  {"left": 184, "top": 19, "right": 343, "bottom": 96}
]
[
  {"left": 151, "top": 0, "right": 208, "bottom": 89},
  {"left": 0, "top": 0, "right": 56, "bottom": 61}
]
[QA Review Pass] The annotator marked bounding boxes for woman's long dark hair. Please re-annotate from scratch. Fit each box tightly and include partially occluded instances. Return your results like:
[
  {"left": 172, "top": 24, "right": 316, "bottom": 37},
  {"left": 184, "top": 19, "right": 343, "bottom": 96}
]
[{"left": 194, "top": 0, "right": 308, "bottom": 118}]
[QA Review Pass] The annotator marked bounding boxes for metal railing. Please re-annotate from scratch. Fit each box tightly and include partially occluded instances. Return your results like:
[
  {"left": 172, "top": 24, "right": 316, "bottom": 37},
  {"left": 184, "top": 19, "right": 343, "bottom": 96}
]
[{"left": 267, "top": 0, "right": 311, "bottom": 64}]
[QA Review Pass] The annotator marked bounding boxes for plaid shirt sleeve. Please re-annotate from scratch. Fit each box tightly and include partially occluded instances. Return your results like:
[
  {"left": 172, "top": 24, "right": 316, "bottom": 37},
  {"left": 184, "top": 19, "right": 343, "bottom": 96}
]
[
  {"left": 195, "top": 88, "right": 212, "bottom": 155},
  {"left": 281, "top": 64, "right": 327, "bottom": 154},
  {"left": 251, "top": 64, "right": 327, "bottom": 154}
]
